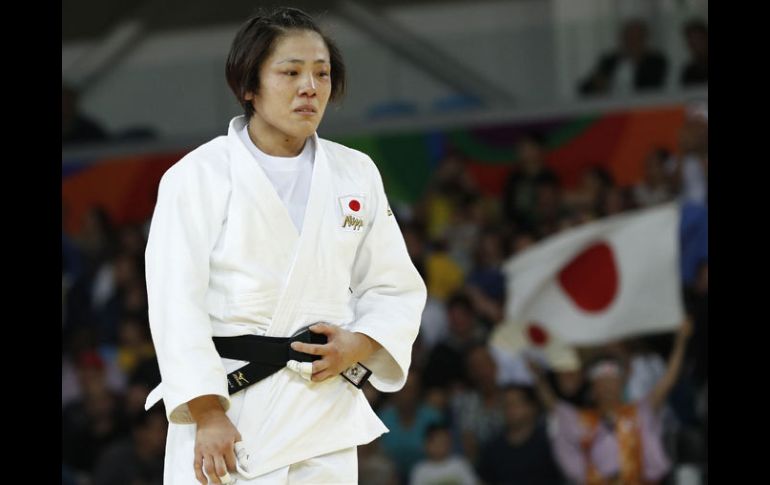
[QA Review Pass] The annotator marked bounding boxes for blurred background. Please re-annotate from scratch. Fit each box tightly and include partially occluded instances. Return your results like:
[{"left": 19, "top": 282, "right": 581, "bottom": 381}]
[{"left": 62, "top": 0, "right": 707, "bottom": 484}]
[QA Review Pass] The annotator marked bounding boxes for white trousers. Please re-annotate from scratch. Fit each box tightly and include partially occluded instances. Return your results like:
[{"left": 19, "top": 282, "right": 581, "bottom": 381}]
[
  {"left": 226, "top": 446, "right": 358, "bottom": 485},
  {"left": 165, "top": 436, "right": 358, "bottom": 484}
]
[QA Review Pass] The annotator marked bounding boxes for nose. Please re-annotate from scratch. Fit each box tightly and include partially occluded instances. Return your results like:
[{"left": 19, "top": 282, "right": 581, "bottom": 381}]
[{"left": 298, "top": 72, "right": 316, "bottom": 97}]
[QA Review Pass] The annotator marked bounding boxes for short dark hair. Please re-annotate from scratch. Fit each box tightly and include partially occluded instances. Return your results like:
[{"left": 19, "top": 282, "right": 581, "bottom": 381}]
[
  {"left": 502, "top": 384, "right": 540, "bottom": 409},
  {"left": 424, "top": 421, "right": 451, "bottom": 441},
  {"left": 446, "top": 292, "right": 473, "bottom": 313},
  {"left": 225, "top": 7, "right": 346, "bottom": 119}
]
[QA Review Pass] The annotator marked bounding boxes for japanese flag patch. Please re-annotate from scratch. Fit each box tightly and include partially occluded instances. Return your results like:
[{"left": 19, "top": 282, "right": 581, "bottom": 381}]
[{"left": 338, "top": 194, "right": 366, "bottom": 231}]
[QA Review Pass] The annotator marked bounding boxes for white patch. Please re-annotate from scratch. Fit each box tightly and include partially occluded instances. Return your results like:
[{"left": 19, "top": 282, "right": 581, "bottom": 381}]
[{"left": 338, "top": 194, "right": 366, "bottom": 231}]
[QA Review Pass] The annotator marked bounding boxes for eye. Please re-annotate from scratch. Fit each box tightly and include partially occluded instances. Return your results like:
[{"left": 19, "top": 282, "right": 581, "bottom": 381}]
[
  {"left": 285, "top": 71, "right": 298, "bottom": 76},
  {"left": 318, "top": 71, "right": 330, "bottom": 78}
]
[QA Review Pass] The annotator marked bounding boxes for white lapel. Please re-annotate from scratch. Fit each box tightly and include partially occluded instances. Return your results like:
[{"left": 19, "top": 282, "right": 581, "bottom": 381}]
[
  {"left": 228, "top": 117, "right": 300, "bottom": 244},
  {"left": 242, "top": 130, "right": 330, "bottom": 337}
]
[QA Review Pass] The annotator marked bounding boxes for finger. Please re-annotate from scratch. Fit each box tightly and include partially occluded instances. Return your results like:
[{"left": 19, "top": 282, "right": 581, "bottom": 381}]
[
  {"left": 224, "top": 443, "right": 238, "bottom": 472},
  {"left": 203, "top": 455, "right": 220, "bottom": 484},
  {"left": 312, "top": 369, "right": 335, "bottom": 382},
  {"left": 309, "top": 322, "right": 336, "bottom": 335},
  {"left": 290, "top": 341, "right": 328, "bottom": 355},
  {"left": 194, "top": 455, "right": 207, "bottom": 485},
  {"left": 214, "top": 454, "right": 228, "bottom": 483},
  {"left": 312, "top": 358, "right": 330, "bottom": 375}
]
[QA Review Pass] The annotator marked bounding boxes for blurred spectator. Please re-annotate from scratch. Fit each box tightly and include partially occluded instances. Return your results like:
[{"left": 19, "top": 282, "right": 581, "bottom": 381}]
[
  {"left": 597, "top": 186, "right": 635, "bottom": 218},
  {"left": 681, "top": 20, "right": 708, "bottom": 87},
  {"left": 451, "top": 345, "right": 506, "bottom": 465},
  {"left": 419, "top": 297, "right": 450, "bottom": 354},
  {"left": 464, "top": 228, "right": 507, "bottom": 327},
  {"left": 62, "top": 326, "right": 127, "bottom": 407},
  {"left": 62, "top": 83, "right": 109, "bottom": 146},
  {"left": 91, "top": 405, "right": 167, "bottom": 485},
  {"left": 426, "top": 240, "right": 466, "bottom": 301},
  {"left": 563, "top": 167, "right": 614, "bottom": 216},
  {"left": 445, "top": 193, "right": 486, "bottom": 273},
  {"left": 124, "top": 359, "right": 162, "bottom": 430},
  {"left": 579, "top": 19, "right": 668, "bottom": 96},
  {"left": 378, "top": 370, "right": 444, "bottom": 482},
  {"left": 549, "top": 367, "right": 589, "bottom": 408},
  {"left": 403, "top": 221, "right": 429, "bottom": 282},
  {"left": 634, "top": 149, "right": 674, "bottom": 208},
  {"left": 422, "top": 293, "right": 485, "bottom": 391},
  {"left": 62, "top": 351, "right": 129, "bottom": 473},
  {"left": 79, "top": 206, "right": 119, "bottom": 269},
  {"left": 410, "top": 423, "right": 479, "bottom": 485},
  {"left": 423, "top": 153, "right": 478, "bottom": 242},
  {"left": 683, "top": 262, "right": 707, "bottom": 388},
  {"left": 404, "top": 221, "right": 465, "bottom": 302},
  {"left": 116, "top": 314, "right": 155, "bottom": 375},
  {"left": 477, "top": 385, "right": 563, "bottom": 485},
  {"left": 89, "top": 253, "right": 146, "bottom": 346},
  {"left": 531, "top": 175, "right": 571, "bottom": 238},
  {"left": 679, "top": 201, "right": 708, "bottom": 287},
  {"left": 623, "top": 339, "right": 667, "bottom": 403},
  {"left": 508, "top": 230, "right": 536, "bottom": 258},
  {"left": 65, "top": 207, "right": 120, "bottom": 336},
  {"left": 667, "top": 103, "right": 708, "bottom": 206},
  {"left": 118, "top": 224, "right": 149, "bottom": 260},
  {"left": 359, "top": 440, "right": 400, "bottom": 485},
  {"left": 501, "top": 133, "right": 559, "bottom": 229},
  {"left": 529, "top": 320, "right": 693, "bottom": 485}
]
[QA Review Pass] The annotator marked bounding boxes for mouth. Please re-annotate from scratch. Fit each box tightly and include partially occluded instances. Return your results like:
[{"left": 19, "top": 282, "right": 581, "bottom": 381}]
[{"left": 293, "top": 105, "right": 317, "bottom": 115}]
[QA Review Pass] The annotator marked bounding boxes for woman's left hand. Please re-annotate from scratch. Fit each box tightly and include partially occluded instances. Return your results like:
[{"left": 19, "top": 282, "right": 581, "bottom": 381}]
[{"left": 290, "top": 323, "right": 380, "bottom": 382}]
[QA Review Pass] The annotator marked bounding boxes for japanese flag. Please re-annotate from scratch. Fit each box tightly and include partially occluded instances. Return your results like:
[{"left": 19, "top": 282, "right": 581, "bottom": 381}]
[
  {"left": 500, "top": 202, "right": 684, "bottom": 346},
  {"left": 339, "top": 195, "right": 365, "bottom": 216}
]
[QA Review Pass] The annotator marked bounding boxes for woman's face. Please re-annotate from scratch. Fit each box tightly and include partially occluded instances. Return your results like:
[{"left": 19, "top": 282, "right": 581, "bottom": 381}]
[
  {"left": 591, "top": 374, "right": 624, "bottom": 407},
  {"left": 246, "top": 30, "right": 332, "bottom": 142}
]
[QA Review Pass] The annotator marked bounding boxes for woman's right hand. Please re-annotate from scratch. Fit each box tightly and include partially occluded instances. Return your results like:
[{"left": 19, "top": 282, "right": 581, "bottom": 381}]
[{"left": 189, "top": 395, "right": 242, "bottom": 484}]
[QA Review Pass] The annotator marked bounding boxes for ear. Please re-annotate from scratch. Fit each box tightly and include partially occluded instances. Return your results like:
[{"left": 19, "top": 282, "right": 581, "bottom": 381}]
[{"left": 244, "top": 91, "right": 255, "bottom": 101}]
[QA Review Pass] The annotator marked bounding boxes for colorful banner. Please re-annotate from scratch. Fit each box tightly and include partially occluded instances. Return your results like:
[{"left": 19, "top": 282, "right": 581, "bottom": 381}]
[{"left": 62, "top": 104, "right": 686, "bottom": 236}]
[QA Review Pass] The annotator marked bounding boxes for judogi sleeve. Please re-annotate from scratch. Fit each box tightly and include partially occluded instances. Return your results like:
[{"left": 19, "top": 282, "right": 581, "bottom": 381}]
[
  {"left": 145, "top": 159, "right": 230, "bottom": 424},
  {"left": 348, "top": 158, "right": 427, "bottom": 392}
]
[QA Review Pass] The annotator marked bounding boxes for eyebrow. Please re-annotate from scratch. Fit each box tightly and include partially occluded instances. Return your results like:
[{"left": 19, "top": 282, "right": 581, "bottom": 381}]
[{"left": 276, "top": 58, "right": 329, "bottom": 65}]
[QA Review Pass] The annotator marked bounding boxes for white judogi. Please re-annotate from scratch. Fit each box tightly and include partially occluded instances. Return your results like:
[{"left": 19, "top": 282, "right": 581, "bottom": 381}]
[{"left": 144, "top": 116, "right": 427, "bottom": 483}]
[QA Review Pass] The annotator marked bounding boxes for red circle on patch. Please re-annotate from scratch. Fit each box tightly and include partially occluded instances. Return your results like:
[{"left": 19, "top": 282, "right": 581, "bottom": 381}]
[
  {"left": 527, "top": 323, "right": 549, "bottom": 347},
  {"left": 349, "top": 200, "right": 361, "bottom": 211},
  {"left": 557, "top": 241, "right": 619, "bottom": 313}
]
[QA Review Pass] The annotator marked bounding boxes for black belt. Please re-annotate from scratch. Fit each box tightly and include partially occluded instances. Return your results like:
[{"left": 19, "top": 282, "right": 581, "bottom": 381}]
[{"left": 212, "top": 327, "right": 371, "bottom": 394}]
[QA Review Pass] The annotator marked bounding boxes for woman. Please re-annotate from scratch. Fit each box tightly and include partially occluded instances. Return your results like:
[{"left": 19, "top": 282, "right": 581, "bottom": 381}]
[
  {"left": 528, "top": 320, "right": 693, "bottom": 485},
  {"left": 143, "top": 8, "right": 426, "bottom": 484}
]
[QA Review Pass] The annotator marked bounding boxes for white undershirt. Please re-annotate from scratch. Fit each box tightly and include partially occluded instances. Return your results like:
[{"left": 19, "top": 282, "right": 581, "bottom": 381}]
[{"left": 239, "top": 125, "right": 315, "bottom": 233}]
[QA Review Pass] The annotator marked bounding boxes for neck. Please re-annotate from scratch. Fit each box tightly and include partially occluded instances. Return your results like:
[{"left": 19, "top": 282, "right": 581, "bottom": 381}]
[{"left": 247, "top": 117, "right": 308, "bottom": 157}]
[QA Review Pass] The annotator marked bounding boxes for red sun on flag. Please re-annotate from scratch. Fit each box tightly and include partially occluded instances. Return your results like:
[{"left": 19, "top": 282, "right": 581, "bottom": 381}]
[
  {"left": 557, "top": 242, "right": 619, "bottom": 313},
  {"left": 348, "top": 200, "right": 361, "bottom": 212},
  {"left": 526, "top": 323, "right": 549, "bottom": 347}
]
